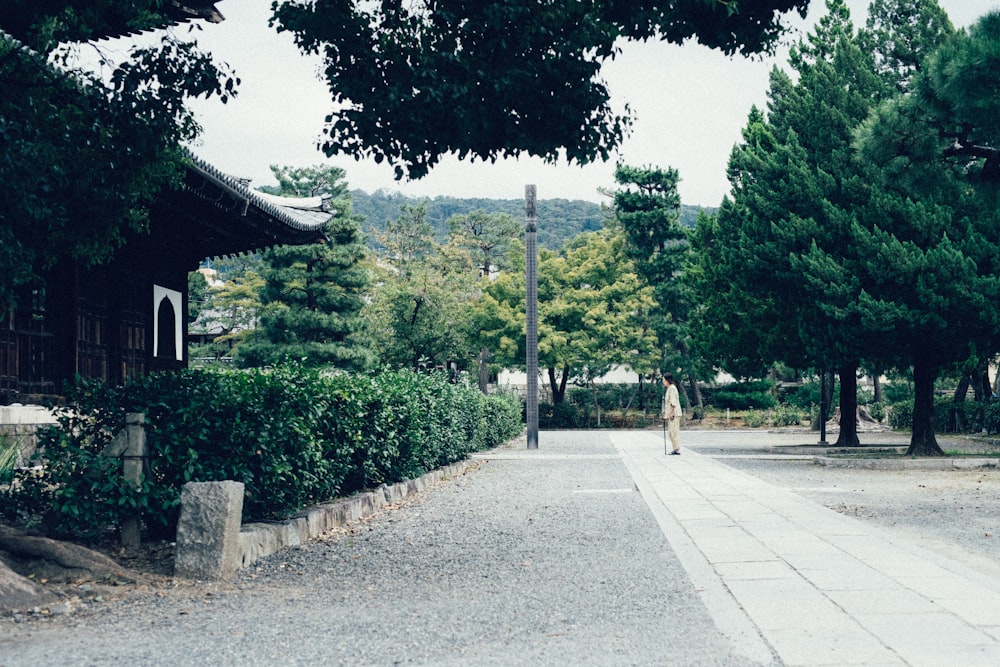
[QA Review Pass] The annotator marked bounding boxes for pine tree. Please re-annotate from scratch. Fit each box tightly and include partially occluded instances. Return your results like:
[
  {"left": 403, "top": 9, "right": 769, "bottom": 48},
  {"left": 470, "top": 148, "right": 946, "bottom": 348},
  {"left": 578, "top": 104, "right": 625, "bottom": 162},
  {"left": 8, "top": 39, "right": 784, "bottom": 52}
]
[
  {"left": 237, "top": 167, "right": 373, "bottom": 370},
  {"left": 613, "top": 164, "right": 703, "bottom": 408}
]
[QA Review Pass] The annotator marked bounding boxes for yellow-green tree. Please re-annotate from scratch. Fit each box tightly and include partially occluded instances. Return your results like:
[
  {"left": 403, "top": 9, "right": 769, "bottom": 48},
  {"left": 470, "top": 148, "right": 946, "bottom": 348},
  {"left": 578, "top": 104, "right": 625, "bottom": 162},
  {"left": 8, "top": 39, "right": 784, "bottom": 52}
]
[{"left": 472, "top": 230, "right": 656, "bottom": 403}]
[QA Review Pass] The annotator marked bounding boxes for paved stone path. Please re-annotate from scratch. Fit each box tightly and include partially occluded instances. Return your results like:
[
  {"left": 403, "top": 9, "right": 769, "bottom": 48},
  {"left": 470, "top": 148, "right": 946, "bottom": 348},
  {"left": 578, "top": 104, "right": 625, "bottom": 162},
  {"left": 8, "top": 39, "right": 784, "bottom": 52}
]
[{"left": 609, "top": 430, "right": 1000, "bottom": 666}]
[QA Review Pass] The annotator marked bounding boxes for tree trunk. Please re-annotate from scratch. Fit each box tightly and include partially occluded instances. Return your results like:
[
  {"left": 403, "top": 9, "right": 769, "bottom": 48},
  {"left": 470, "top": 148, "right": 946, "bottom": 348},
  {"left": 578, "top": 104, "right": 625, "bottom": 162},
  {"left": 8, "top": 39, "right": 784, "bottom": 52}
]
[
  {"left": 835, "top": 364, "right": 860, "bottom": 447},
  {"left": 686, "top": 373, "right": 702, "bottom": 411},
  {"left": 873, "top": 372, "right": 882, "bottom": 404},
  {"left": 0, "top": 523, "right": 137, "bottom": 614},
  {"left": 548, "top": 366, "right": 569, "bottom": 404},
  {"left": 823, "top": 372, "right": 835, "bottom": 422},
  {"left": 677, "top": 340, "right": 703, "bottom": 409},
  {"left": 975, "top": 360, "right": 991, "bottom": 402},
  {"left": 953, "top": 373, "right": 970, "bottom": 402},
  {"left": 591, "top": 380, "right": 601, "bottom": 427},
  {"left": 907, "top": 359, "right": 945, "bottom": 456},
  {"left": 477, "top": 346, "right": 491, "bottom": 394},
  {"left": 0, "top": 558, "right": 59, "bottom": 614},
  {"left": 676, "top": 380, "right": 691, "bottom": 418}
]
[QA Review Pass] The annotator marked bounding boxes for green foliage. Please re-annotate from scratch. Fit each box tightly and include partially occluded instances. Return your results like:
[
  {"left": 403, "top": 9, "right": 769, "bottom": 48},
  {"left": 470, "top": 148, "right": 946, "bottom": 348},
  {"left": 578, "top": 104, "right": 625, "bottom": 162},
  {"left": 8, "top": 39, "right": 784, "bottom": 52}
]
[
  {"left": 708, "top": 380, "right": 778, "bottom": 410},
  {"left": 984, "top": 402, "right": 1000, "bottom": 436},
  {"left": 0, "top": 382, "right": 164, "bottom": 539},
  {"left": 0, "top": 11, "right": 238, "bottom": 312},
  {"left": 887, "top": 396, "right": 991, "bottom": 434},
  {"left": 0, "top": 367, "right": 523, "bottom": 541},
  {"left": 613, "top": 163, "right": 705, "bottom": 386},
  {"left": 867, "top": 401, "right": 887, "bottom": 422},
  {"left": 782, "top": 382, "right": 821, "bottom": 409},
  {"left": 272, "top": 0, "right": 807, "bottom": 179},
  {"left": 887, "top": 400, "right": 914, "bottom": 430},
  {"left": 690, "top": 0, "right": 975, "bottom": 453},
  {"left": 538, "top": 402, "right": 584, "bottom": 429},
  {"left": 238, "top": 169, "right": 374, "bottom": 370},
  {"left": 474, "top": 229, "right": 657, "bottom": 403},
  {"left": 881, "top": 381, "right": 914, "bottom": 404},
  {"left": 742, "top": 405, "right": 807, "bottom": 428},
  {"left": 189, "top": 257, "right": 266, "bottom": 363},
  {"left": 771, "top": 405, "right": 808, "bottom": 427},
  {"left": 0, "top": 433, "right": 23, "bottom": 484},
  {"left": 364, "top": 204, "right": 480, "bottom": 370},
  {"left": 933, "top": 398, "right": 986, "bottom": 434},
  {"left": 447, "top": 210, "right": 521, "bottom": 276}
]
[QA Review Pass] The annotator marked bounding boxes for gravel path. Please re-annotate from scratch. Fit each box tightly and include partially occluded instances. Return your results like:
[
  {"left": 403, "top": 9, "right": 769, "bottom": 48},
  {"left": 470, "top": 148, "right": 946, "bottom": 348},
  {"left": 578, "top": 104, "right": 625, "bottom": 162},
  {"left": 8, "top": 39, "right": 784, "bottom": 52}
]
[
  {"left": 1, "top": 431, "right": 753, "bottom": 667},
  {"left": 5, "top": 428, "right": 1000, "bottom": 666}
]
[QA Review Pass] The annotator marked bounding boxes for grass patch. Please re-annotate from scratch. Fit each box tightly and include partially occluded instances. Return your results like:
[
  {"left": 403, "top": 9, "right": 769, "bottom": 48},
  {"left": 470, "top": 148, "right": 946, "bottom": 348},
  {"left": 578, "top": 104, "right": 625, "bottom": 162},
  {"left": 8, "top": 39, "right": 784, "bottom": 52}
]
[{"left": 0, "top": 433, "right": 25, "bottom": 483}]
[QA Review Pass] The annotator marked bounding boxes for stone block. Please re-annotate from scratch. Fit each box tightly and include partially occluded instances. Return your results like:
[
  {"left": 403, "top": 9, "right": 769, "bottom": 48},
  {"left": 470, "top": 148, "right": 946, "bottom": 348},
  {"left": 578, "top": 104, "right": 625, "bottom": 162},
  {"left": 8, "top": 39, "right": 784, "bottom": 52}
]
[
  {"left": 175, "top": 481, "right": 245, "bottom": 581},
  {"left": 239, "top": 523, "right": 279, "bottom": 567}
]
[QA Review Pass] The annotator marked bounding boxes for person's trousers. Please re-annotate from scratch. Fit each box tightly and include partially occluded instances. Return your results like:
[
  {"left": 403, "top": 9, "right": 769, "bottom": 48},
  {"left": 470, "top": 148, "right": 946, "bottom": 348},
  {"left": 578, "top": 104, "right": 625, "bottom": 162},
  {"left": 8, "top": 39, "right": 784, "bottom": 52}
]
[{"left": 668, "top": 418, "right": 680, "bottom": 451}]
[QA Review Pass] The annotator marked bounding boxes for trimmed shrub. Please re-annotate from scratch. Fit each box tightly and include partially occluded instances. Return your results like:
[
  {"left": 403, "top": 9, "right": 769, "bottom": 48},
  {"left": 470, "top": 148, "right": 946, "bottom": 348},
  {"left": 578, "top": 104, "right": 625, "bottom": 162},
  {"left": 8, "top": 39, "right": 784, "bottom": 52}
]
[
  {"left": 741, "top": 405, "right": 805, "bottom": 428},
  {"left": 934, "top": 398, "right": 985, "bottom": 434},
  {"left": 984, "top": 401, "right": 1000, "bottom": 435},
  {"left": 0, "top": 366, "right": 523, "bottom": 541},
  {"left": 781, "top": 383, "right": 820, "bottom": 409},
  {"left": 709, "top": 380, "right": 777, "bottom": 410},
  {"left": 770, "top": 405, "right": 807, "bottom": 427},
  {"left": 538, "top": 402, "right": 583, "bottom": 429},
  {"left": 887, "top": 400, "right": 913, "bottom": 430}
]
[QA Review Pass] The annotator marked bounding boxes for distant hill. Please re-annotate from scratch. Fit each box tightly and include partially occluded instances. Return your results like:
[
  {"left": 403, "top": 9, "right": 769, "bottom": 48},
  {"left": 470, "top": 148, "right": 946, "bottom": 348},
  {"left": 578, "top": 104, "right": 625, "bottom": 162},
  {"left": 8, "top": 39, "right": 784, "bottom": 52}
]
[{"left": 351, "top": 190, "right": 715, "bottom": 250}]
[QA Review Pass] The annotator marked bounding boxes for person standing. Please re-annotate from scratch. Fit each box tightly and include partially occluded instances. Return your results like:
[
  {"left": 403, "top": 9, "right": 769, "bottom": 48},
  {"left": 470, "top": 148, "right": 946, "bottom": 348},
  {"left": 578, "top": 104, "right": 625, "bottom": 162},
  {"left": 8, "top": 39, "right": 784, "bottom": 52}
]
[{"left": 662, "top": 373, "right": 681, "bottom": 455}]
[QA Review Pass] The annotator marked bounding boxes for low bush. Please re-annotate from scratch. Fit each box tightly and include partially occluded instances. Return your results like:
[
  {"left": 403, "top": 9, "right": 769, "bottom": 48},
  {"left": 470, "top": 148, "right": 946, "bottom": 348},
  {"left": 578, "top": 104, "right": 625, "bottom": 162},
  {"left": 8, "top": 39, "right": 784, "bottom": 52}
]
[
  {"left": 0, "top": 366, "right": 523, "bottom": 542},
  {"left": 538, "top": 401, "right": 583, "bottom": 429},
  {"left": 934, "top": 398, "right": 985, "bottom": 434},
  {"left": 781, "top": 383, "right": 820, "bottom": 409},
  {"left": 985, "top": 401, "right": 1000, "bottom": 435},
  {"left": 709, "top": 379, "right": 777, "bottom": 410},
  {"left": 886, "top": 398, "right": 988, "bottom": 433},
  {"left": 881, "top": 381, "right": 914, "bottom": 404},
  {"left": 770, "top": 404, "right": 807, "bottom": 427},
  {"left": 886, "top": 400, "right": 913, "bottom": 429},
  {"left": 741, "top": 405, "right": 806, "bottom": 428}
]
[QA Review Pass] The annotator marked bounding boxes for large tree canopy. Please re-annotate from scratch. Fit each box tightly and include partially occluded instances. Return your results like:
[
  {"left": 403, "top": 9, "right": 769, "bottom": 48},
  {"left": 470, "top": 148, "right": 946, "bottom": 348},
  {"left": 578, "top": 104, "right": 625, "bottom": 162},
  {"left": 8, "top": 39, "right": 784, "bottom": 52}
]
[
  {"left": 689, "top": 0, "right": 963, "bottom": 450},
  {"left": 271, "top": 0, "right": 809, "bottom": 179},
  {"left": 854, "top": 9, "right": 1000, "bottom": 455},
  {"left": 2, "top": 1, "right": 812, "bottom": 310},
  {"left": 0, "top": 3, "right": 237, "bottom": 310},
  {"left": 857, "top": 11, "right": 1000, "bottom": 187}
]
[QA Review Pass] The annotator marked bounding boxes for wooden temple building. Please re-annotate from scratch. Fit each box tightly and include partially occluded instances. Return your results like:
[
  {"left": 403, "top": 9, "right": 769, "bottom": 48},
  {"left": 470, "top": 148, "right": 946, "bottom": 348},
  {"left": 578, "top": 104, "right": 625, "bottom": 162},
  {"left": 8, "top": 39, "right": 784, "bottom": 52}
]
[
  {"left": 0, "top": 158, "right": 330, "bottom": 404},
  {"left": 0, "top": 4, "right": 332, "bottom": 404}
]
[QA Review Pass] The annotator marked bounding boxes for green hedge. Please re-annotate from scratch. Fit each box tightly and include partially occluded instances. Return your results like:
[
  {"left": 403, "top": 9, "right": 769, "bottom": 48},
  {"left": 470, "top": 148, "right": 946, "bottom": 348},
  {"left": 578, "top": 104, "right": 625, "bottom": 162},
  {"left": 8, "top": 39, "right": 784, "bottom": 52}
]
[
  {"left": 888, "top": 397, "right": 993, "bottom": 434},
  {"left": 705, "top": 380, "right": 777, "bottom": 410},
  {"left": 0, "top": 366, "right": 522, "bottom": 541}
]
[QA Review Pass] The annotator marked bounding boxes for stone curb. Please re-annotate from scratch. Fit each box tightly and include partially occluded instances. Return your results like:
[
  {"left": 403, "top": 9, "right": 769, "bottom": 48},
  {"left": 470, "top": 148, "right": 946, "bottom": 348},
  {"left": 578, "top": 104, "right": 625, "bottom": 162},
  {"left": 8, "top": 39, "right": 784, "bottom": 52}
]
[
  {"left": 814, "top": 456, "right": 1000, "bottom": 470},
  {"left": 235, "top": 460, "right": 475, "bottom": 572}
]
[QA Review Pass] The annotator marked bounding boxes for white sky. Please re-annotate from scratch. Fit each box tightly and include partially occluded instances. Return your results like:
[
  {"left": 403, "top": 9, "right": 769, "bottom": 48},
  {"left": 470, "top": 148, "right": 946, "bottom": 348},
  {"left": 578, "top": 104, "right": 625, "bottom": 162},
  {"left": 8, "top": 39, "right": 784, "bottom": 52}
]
[{"left": 180, "top": 0, "right": 998, "bottom": 207}]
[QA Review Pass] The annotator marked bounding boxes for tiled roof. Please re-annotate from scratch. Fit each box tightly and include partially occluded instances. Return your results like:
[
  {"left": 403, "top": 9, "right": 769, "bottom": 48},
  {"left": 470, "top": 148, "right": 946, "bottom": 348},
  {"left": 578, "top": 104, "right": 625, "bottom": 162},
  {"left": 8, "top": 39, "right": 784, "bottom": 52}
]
[{"left": 185, "top": 155, "right": 334, "bottom": 234}]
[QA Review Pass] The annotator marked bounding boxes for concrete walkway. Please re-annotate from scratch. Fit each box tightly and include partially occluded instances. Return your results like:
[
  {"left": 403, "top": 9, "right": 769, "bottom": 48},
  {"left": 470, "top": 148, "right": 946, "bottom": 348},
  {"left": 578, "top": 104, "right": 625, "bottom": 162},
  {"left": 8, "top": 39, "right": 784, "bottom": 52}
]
[{"left": 609, "top": 430, "right": 1000, "bottom": 666}]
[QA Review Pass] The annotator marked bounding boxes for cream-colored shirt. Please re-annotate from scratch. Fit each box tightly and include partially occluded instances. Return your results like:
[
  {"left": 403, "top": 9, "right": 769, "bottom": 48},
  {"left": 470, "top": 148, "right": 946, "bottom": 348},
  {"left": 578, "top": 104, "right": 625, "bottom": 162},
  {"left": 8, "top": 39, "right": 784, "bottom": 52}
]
[{"left": 662, "top": 383, "right": 680, "bottom": 420}]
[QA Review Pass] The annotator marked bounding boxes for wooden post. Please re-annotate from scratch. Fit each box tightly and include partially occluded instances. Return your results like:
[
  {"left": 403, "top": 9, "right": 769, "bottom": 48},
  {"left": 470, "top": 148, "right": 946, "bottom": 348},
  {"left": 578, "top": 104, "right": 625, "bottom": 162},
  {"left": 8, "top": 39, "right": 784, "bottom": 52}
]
[
  {"left": 525, "top": 185, "right": 539, "bottom": 450},
  {"left": 104, "top": 412, "right": 147, "bottom": 550}
]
